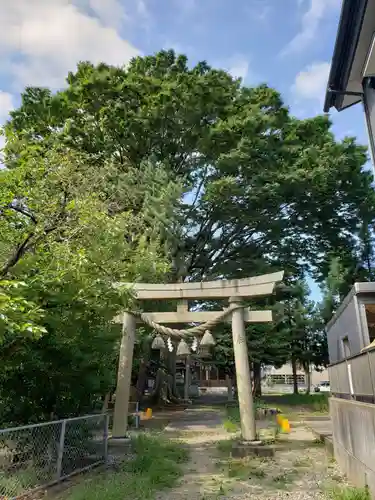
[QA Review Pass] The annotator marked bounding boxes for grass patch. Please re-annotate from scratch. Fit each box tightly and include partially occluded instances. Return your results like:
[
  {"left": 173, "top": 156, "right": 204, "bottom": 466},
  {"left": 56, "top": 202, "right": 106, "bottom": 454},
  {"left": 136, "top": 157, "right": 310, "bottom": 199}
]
[
  {"left": 217, "top": 438, "right": 236, "bottom": 453},
  {"left": 0, "top": 467, "right": 40, "bottom": 497},
  {"left": 223, "top": 419, "right": 238, "bottom": 433},
  {"left": 226, "top": 457, "right": 268, "bottom": 480},
  {"left": 263, "top": 393, "right": 329, "bottom": 413},
  {"left": 293, "top": 456, "right": 312, "bottom": 467},
  {"left": 259, "top": 426, "right": 279, "bottom": 444},
  {"left": 327, "top": 486, "right": 371, "bottom": 500},
  {"left": 224, "top": 405, "right": 279, "bottom": 442},
  {"left": 312, "top": 437, "right": 325, "bottom": 446},
  {"left": 225, "top": 405, "right": 240, "bottom": 423},
  {"left": 223, "top": 406, "right": 240, "bottom": 433},
  {"left": 328, "top": 457, "right": 337, "bottom": 469},
  {"left": 216, "top": 452, "right": 273, "bottom": 483},
  {"left": 62, "top": 434, "right": 189, "bottom": 500},
  {"left": 225, "top": 400, "right": 267, "bottom": 425},
  {"left": 271, "top": 468, "right": 299, "bottom": 488}
]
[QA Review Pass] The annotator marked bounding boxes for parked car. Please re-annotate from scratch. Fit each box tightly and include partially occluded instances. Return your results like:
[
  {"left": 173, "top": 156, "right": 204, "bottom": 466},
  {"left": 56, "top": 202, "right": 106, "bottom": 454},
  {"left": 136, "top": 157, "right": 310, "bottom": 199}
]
[{"left": 314, "top": 381, "right": 330, "bottom": 393}]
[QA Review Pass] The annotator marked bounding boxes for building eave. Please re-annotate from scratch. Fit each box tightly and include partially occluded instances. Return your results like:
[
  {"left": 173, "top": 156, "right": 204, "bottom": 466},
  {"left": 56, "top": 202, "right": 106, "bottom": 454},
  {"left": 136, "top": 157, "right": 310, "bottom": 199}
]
[
  {"left": 324, "top": 0, "right": 368, "bottom": 113},
  {"left": 326, "top": 282, "right": 375, "bottom": 333}
]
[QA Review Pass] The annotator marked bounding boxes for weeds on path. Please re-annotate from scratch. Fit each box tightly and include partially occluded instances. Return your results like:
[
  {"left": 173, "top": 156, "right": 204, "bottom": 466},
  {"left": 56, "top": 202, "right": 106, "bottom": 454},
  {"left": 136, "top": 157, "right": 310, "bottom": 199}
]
[
  {"left": 327, "top": 486, "right": 371, "bottom": 500},
  {"left": 263, "top": 393, "right": 329, "bottom": 413},
  {"left": 62, "top": 434, "right": 189, "bottom": 500}
]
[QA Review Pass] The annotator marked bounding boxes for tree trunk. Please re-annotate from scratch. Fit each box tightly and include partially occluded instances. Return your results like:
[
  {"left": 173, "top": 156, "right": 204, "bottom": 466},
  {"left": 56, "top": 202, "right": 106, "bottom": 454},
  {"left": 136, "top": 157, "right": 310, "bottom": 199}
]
[
  {"left": 148, "top": 368, "right": 168, "bottom": 405},
  {"left": 136, "top": 358, "right": 149, "bottom": 402},
  {"left": 252, "top": 362, "right": 262, "bottom": 397},
  {"left": 101, "top": 392, "right": 111, "bottom": 413},
  {"left": 291, "top": 357, "right": 298, "bottom": 395},
  {"left": 148, "top": 366, "right": 181, "bottom": 407},
  {"left": 305, "top": 363, "right": 311, "bottom": 394}
]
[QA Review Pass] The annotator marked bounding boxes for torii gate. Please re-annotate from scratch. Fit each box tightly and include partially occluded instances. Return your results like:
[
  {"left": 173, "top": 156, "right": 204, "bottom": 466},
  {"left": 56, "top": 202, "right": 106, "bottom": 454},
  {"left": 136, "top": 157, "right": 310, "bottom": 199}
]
[{"left": 112, "top": 271, "right": 284, "bottom": 442}]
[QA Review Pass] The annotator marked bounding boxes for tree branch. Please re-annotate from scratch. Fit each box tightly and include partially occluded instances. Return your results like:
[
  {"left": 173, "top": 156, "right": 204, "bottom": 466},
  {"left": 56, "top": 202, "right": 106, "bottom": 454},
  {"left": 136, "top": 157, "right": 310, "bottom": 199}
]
[
  {"left": 8, "top": 203, "right": 38, "bottom": 224},
  {"left": 1, "top": 232, "right": 35, "bottom": 277}
]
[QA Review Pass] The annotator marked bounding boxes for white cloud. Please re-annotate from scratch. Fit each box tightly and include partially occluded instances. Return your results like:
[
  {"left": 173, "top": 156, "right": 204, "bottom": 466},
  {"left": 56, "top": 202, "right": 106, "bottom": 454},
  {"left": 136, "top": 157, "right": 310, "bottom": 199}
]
[
  {"left": 0, "top": 91, "right": 13, "bottom": 164},
  {"left": 216, "top": 56, "right": 261, "bottom": 85},
  {"left": 79, "top": 0, "right": 129, "bottom": 29},
  {"left": 282, "top": 0, "right": 341, "bottom": 56},
  {"left": 0, "top": 0, "right": 140, "bottom": 91},
  {"left": 227, "top": 58, "right": 250, "bottom": 81},
  {"left": 292, "top": 61, "right": 330, "bottom": 104}
]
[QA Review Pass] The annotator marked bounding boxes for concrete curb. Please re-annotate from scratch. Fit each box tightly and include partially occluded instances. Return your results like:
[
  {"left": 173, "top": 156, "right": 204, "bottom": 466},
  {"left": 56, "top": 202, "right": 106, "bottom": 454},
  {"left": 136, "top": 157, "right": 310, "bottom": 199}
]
[{"left": 306, "top": 425, "right": 334, "bottom": 457}]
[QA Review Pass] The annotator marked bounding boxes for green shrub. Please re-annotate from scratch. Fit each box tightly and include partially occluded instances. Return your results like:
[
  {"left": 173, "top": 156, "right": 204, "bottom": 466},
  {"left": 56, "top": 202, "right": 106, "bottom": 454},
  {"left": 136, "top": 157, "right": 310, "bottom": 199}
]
[
  {"left": 63, "top": 434, "right": 189, "bottom": 500},
  {"left": 223, "top": 419, "right": 238, "bottom": 433},
  {"left": 0, "top": 467, "right": 40, "bottom": 497},
  {"left": 328, "top": 486, "right": 370, "bottom": 500}
]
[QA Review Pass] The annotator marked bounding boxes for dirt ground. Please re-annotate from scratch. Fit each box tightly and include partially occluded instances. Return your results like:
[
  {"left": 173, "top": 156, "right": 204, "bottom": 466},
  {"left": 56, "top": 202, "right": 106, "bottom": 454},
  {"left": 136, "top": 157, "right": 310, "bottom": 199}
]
[{"left": 155, "top": 407, "right": 346, "bottom": 500}]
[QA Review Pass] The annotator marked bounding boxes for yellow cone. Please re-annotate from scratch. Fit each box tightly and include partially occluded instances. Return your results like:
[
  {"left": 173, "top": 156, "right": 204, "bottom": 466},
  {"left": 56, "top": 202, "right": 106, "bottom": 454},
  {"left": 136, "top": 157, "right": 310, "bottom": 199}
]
[
  {"left": 276, "top": 414, "right": 291, "bottom": 433},
  {"left": 280, "top": 417, "right": 291, "bottom": 433}
]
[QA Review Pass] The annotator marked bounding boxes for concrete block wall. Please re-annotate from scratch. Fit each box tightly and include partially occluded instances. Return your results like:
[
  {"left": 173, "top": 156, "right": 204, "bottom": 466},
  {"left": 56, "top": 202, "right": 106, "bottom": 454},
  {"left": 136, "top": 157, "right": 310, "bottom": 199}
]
[{"left": 330, "top": 397, "right": 375, "bottom": 496}]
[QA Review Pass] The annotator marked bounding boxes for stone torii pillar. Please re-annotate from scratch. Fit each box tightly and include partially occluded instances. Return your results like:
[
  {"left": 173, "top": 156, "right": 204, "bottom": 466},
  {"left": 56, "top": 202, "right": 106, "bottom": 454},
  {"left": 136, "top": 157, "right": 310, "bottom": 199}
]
[
  {"left": 230, "top": 296, "right": 256, "bottom": 441},
  {"left": 112, "top": 313, "right": 137, "bottom": 438},
  {"left": 111, "top": 272, "right": 284, "bottom": 440}
]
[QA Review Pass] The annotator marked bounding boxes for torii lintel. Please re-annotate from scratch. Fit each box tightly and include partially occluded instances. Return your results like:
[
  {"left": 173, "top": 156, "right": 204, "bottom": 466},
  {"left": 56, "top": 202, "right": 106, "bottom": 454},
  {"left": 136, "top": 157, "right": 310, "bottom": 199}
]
[{"left": 119, "top": 271, "right": 284, "bottom": 301}]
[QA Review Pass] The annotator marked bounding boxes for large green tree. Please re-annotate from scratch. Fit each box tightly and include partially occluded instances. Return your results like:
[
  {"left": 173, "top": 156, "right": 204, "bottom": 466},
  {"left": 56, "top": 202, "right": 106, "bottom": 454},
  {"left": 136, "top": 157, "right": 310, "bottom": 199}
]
[
  {"left": 4, "top": 50, "right": 375, "bottom": 285},
  {"left": 3, "top": 50, "right": 375, "bottom": 413},
  {"left": 0, "top": 141, "right": 180, "bottom": 424}
]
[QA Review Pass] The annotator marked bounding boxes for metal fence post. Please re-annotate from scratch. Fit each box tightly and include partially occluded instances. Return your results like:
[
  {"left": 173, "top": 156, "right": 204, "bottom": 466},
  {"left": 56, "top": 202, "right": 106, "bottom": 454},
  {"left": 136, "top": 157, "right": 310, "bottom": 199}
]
[
  {"left": 103, "top": 414, "right": 109, "bottom": 464},
  {"left": 56, "top": 419, "right": 66, "bottom": 479}
]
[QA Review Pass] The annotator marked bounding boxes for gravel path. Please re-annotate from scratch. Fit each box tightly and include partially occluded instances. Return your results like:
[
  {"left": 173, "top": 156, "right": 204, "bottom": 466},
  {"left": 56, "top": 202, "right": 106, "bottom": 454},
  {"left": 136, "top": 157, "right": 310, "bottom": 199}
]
[{"left": 156, "top": 408, "right": 345, "bottom": 500}]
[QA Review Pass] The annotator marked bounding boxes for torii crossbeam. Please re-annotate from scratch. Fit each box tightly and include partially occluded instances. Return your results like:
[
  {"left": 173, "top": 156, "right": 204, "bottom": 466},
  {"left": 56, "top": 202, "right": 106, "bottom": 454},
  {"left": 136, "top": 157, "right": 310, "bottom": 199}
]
[{"left": 112, "top": 271, "right": 284, "bottom": 442}]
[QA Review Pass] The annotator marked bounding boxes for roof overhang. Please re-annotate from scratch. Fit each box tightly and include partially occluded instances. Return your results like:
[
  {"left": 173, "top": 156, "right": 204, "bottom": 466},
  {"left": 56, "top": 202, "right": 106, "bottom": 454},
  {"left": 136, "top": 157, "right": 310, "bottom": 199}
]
[
  {"left": 326, "top": 281, "right": 375, "bottom": 332},
  {"left": 324, "top": 0, "right": 375, "bottom": 112}
]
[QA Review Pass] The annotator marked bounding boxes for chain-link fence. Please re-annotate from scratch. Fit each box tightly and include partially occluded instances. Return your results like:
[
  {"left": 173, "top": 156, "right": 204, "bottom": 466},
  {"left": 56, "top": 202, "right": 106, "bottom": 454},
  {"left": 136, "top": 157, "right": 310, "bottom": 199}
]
[{"left": 0, "top": 413, "right": 109, "bottom": 499}]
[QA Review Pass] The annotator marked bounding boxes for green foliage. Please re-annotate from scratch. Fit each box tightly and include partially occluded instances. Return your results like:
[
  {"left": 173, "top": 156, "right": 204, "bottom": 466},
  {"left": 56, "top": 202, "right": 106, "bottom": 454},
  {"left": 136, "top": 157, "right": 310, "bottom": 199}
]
[
  {"left": 4, "top": 50, "right": 375, "bottom": 285},
  {"left": 225, "top": 405, "right": 241, "bottom": 426},
  {"left": 0, "top": 280, "right": 46, "bottom": 342},
  {"left": 282, "top": 281, "right": 329, "bottom": 380},
  {"left": 327, "top": 486, "right": 371, "bottom": 500},
  {"left": 0, "top": 128, "right": 180, "bottom": 424},
  {"left": 265, "top": 393, "right": 329, "bottom": 412},
  {"left": 223, "top": 418, "right": 238, "bottom": 433},
  {"left": 217, "top": 438, "right": 236, "bottom": 453},
  {"left": 2, "top": 49, "right": 375, "bottom": 421},
  {"left": 212, "top": 281, "right": 328, "bottom": 382},
  {"left": 0, "top": 467, "right": 40, "bottom": 497},
  {"left": 319, "top": 257, "right": 350, "bottom": 324},
  {"left": 62, "top": 435, "right": 189, "bottom": 500}
]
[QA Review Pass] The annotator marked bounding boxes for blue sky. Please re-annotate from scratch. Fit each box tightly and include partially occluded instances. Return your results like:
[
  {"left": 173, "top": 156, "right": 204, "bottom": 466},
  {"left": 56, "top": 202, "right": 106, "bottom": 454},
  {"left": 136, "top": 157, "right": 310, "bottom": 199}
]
[{"left": 0, "top": 0, "right": 371, "bottom": 302}]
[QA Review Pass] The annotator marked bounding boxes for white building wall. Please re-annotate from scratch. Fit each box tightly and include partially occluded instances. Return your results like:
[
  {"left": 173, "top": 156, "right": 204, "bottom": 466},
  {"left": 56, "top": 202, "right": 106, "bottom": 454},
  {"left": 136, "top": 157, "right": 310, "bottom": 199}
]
[{"left": 265, "top": 363, "right": 329, "bottom": 386}]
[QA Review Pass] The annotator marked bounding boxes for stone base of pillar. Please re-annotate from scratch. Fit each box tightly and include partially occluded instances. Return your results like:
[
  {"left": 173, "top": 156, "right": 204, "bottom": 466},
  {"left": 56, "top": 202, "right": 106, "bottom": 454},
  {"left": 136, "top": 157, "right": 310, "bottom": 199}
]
[
  {"left": 231, "top": 440, "right": 275, "bottom": 458},
  {"left": 238, "top": 439, "right": 262, "bottom": 445},
  {"left": 108, "top": 436, "right": 132, "bottom": 457},
  {"left": 108, "top": 436, "right": 131, "bottom": 447}
]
